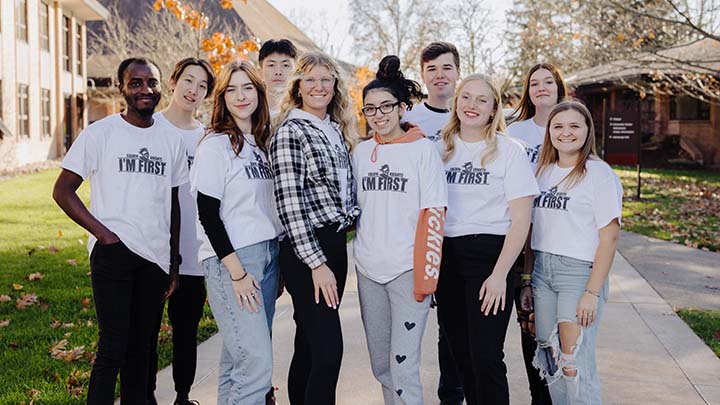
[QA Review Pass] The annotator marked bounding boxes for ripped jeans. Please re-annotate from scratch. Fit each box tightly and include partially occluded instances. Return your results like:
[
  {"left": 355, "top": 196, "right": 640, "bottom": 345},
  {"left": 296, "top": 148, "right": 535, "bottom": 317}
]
[{"left": 531, "top": 251, "right": 608, "bottom": 405}]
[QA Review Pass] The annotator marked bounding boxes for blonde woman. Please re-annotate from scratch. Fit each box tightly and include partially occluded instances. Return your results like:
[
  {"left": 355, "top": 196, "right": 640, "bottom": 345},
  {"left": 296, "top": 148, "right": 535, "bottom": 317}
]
[
  {"left": 435, "top": 74, "right": 539, "bottom": 405},
  {"left": 269, "top": 52, "right": 358, "bottom": 404},
  {"left": 529, "top": 100, "right": 622, "bottom": 404}
]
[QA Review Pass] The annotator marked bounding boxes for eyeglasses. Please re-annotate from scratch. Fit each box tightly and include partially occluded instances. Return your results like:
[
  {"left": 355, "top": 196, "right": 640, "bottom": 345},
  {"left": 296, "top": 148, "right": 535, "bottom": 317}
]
[
  {"left": 362, "top": 101, "right": 401, "bottom": 117},
  {"left": 302, "top": 76, "right": 335, "bottom": 88}
]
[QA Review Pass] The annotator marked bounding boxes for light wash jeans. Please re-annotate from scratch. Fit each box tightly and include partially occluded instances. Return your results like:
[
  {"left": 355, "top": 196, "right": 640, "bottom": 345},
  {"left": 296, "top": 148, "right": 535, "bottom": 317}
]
[
  {"left": 202, "top": 238, "right": 280, "bottom": 405},
  {"left": 531, "top": 250, "right": 609, "bottom": 405}
]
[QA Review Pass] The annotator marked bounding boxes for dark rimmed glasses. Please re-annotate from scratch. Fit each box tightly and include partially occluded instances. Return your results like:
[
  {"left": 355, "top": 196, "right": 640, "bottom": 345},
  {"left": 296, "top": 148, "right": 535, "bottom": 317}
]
[{"left": 362, "top": 101, "right": 401, "bottom": 117}]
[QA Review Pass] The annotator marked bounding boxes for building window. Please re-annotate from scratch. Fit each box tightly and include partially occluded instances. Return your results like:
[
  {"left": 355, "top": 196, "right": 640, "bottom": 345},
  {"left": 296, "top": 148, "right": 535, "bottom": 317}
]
[
  {"left": 16, "top": 0, "right": 29, "bottom": 42},
  {"left": 76, "top": 23, "right": 83, "bottom": 72},
  {"left": 41, "top": 89, "right": 51, "bottom": 138},
  {"left": 62, "top": 16, "right": 71, "bottom": 72},
  {"left": 40, "top": 2, "right": 50, "bottom": 51},
  {"left": 63, "top": 95, "right": 72, "bottom": 151},
  {"left": 670, "top": 95, "right": 711, "bottom": 121},
  {"left": 17, "top": 84, "right": 30, "bottom": 138}
]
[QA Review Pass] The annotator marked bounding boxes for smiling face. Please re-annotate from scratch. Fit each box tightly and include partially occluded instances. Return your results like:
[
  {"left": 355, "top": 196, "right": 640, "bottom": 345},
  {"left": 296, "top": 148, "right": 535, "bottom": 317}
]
[
  {"left": 298, "top": 64, "right": 335, "bottom": 118},
  {"left": 529, "top": 68, "right": 559, "bottom": 109},
  {"left": 261, "top": 52, "right": 295, "bottom": 93},
  {"left": 170, "top": 65, "right": 209, "bottom": 113},
  {"left": 549, "top": 109, "right": 589, "bottom": 159},
  {"left": 121, "top": 62, "right": 162, "bottom": 116},
  {"left": 364, "top": 89, "right": 404, "bottom": 138},
  {"left": 456, "top": 79, "right": 496, "bottom": 131},
  {"left": 224, "top": 70, "right": 258, "bottom": 126},
  {"left": 421, "top": 52, "right": 459, "bottom": 101}
]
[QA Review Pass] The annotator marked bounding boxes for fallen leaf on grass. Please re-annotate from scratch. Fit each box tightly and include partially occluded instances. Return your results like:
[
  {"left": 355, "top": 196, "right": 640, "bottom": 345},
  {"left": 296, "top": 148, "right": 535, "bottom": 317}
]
[
  {"left": 27, "top": 248, "right": 36, "bottom": 256},
  {"left": 57, "top": 230, "right": 63, "bottom": 238},
  {"left": 65, "top": 368, "right": 90, "bottom": 398},
  {"left": 49, "top": 339, "right": 86, "bottom": 362},
  {"left": 64, "top": 332, "right": 72, "bottom": 338},
  {"left": 80, "top": 297, "right": 91, "bottom": 308},
  {"left": 66, "top": 259, "right": 77, "bottom": 266},
  {"left": 0, "top": 295, "right": 11, "bottom": 302},
  {"left": 47, "top": 246, "right": 59, "bottom": 253},
  {"left": 13, "top": 283, "right": 23, "bottom": 290},
  {"left": 78, "top": 239, "right": 84, "bottom": 245},
  {"left": 9, "top": 342, "right": 19, "bottom": 348},
  {"left": 16, "top": 292, "right": 39, "bottom": 309},
  {"left": 28, "top": 272, "right": 44, "bottom": 281},
  {"left": 0, "top": 319, "right": 10, "bottom": 327}
]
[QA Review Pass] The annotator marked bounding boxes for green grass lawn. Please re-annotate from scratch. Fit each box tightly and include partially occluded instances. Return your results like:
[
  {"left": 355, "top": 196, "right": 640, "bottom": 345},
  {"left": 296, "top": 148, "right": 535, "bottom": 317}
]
[
  {"left": 677, "top": 309, "right": 720, "bottom": 357},
  {"left": 614, "top": 166, "right": 720, "bottom": 251},
  {"left": 0, "top": 169, "right": 217, "bottom": 403}
]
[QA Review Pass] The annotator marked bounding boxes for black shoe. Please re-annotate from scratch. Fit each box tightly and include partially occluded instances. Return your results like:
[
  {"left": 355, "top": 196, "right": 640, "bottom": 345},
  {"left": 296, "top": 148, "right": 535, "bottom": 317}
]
[{"left": 173, "top": 400, "right": 200, "bottom": 405}]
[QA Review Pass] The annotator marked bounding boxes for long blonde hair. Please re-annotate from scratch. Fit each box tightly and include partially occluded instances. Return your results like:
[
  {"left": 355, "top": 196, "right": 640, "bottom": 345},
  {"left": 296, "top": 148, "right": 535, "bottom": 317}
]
[
  {"left": 274, "top": 52, "right": 357, "bottom": 149},
  {"left": 535, "top": 99, "right": 598, "bottom": 189},
  {"left": 440, "top": 73, "right": 506, "bottom": 166}
]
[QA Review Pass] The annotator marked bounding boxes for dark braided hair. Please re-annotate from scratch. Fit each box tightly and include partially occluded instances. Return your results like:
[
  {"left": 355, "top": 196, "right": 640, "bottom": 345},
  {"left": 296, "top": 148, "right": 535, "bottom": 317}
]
[{"left": 363, "top": 55, "right": 424, "bottom": 109}]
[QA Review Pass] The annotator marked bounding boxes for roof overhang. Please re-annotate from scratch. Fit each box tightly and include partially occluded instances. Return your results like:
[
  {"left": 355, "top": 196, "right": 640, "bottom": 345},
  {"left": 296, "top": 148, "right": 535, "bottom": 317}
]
[{"left": 59, "top": 0, "right": 109, "bottom": 21}]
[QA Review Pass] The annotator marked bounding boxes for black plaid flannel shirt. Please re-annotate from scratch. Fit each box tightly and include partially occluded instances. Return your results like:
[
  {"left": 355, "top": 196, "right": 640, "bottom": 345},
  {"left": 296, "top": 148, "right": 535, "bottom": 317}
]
[{"left": 269, "top": 117, "right": 359, "bottom": 269}]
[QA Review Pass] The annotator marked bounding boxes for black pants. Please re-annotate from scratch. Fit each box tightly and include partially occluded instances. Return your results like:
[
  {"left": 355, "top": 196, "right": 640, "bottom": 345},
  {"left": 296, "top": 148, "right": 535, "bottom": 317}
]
[
  {"left": 514, "top": 283, "right": 552, "bottom": 405},
  {"left": 280, "top": 225, "right": 348, "bottom": 405},
  {"left": 437, "top": 315, "right": 465, "bottom": 404},
  {"left": 147, "top": 274, "right": 207, "bottom": 400},
  {"left": 87, "top": 241, "right": 169, "bottom": 405},
  {"left": 436, "top": 234, "right": 514, "bottom": 405}
]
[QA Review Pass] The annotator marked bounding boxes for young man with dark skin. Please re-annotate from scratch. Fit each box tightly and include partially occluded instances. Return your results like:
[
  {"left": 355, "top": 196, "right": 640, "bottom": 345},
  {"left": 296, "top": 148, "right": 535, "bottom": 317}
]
[
  {"left": 53, "top": 57, "right": 188, "bottom": 404},
  {"left": 402, "top": 42, "right": 465, "bottom": 405},
  {"left": 258, "top": 38, "right": 297, "bottom": 113}
]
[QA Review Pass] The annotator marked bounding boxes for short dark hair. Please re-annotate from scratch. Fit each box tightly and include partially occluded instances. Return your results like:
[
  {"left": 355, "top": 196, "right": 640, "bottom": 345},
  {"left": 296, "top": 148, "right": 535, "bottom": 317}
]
[
  {"left": 169, "top": 57, "right": 216, "bottom": 98},
  {"left": 420, "top": 42, "right": 460, "bottom": 73},
  {"left": 258, "top": 39, "right": 298, "bottom": 64},
  {"left": 117, "top": 57, "right": 161, "bottom": 88}
]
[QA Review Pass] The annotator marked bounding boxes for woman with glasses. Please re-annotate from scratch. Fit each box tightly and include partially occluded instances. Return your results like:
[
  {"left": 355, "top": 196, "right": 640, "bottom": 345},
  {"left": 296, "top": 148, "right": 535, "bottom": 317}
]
[
  {"left": 269, "top": 52, "right": 357, "bottom": 404},
  {"left": 353, "top": 55, "right": 447, "bottom": 405},
  {"left": 435, "top": 74, "right": 538, "bottom": 405}
]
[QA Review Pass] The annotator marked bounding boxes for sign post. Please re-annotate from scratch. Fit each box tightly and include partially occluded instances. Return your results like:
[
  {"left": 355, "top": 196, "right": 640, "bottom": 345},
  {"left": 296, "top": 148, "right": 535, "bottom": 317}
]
[{"left": 604, "top": 110, "right": 642, "bottom": 199}]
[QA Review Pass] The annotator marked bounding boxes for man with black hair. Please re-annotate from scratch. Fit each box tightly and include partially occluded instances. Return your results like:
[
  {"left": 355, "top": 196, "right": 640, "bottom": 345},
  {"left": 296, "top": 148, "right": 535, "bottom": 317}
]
[
  {"left": 258, "top": 38, "right": 298, "bottom": 114},
  {"left": 53, "top": 57, "right": 188, "bottom": 403}
]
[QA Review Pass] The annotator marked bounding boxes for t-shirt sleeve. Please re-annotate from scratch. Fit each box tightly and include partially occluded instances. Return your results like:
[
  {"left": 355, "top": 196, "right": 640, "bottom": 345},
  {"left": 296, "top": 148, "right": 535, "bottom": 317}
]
[
  {"left": 593, "top": 172, "right": 623, "bottom": 229},
  {"left": 419, "top": 142, "right": 448, "bottom": 209},
  {"left": 170, "top": 137, "right": 189, "bottom": 188},
  {"left": 504, "top": 141, "right": 539, "bottom": 201},
  {"left": 191, "top": 141, "right": 227, "bottom": 200},
  {"left": 61, "top": 126, "right": 99, "bottom": 179}
]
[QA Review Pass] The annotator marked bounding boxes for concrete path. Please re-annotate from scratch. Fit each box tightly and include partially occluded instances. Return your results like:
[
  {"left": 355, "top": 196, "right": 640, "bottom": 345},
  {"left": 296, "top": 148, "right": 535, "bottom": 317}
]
[
  {"left": 150, "top": 249, "right": 720, "bottom": 404},
  {"left": 617, "top": 231, "right": 720, "bottom": 311}
]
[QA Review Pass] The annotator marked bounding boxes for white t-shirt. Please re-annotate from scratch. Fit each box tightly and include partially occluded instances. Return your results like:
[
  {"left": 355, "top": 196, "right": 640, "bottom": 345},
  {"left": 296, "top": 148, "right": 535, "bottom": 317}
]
[
  {"left": 287, "top": 109, "right": 351, "bottom": 210},
  {"left": 154, "top": 112, "right": 204, "bottom": 276},
  {"left": 401, "top": 102, "right": 450, "bottom": 142},
  {"left": 190, "top": 133, "right": 283, "bottom": 262},
  {"left": 531, "top": 159, "right": 623, "bottom": 262},
  {"left": 437, "top": 134, "right": 539, "bottom": 237},
  {"left": 352, "top": 137, "right": 448, "bottom": 283},
  {"left": 61, "top": 113, "right": 189, "bottom": 273},
  {"left": 506, "top": 118, "right": 545, "bottom": 170}
]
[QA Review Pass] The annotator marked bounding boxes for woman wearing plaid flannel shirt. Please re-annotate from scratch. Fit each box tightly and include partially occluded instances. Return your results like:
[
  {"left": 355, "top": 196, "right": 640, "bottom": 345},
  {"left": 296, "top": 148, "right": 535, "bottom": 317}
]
[{"left": 269, "top": 52, "right": 358, "bottom": 405}]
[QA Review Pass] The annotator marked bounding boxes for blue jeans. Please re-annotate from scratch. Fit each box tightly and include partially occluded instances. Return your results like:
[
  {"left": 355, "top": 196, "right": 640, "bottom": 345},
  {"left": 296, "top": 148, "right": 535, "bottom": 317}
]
[
  {"left": 202, "top": 238, "right": 280, "bottom": 405},
  {"left": 531, "top": 251, "right": 608, "bottom": 405}
]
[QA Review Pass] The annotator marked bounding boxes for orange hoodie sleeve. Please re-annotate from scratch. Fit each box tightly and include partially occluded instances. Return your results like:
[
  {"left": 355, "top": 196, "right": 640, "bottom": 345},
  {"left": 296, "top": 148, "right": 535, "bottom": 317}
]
[{"left": 413, "top": 206, "right": 446, "bottom": 302}]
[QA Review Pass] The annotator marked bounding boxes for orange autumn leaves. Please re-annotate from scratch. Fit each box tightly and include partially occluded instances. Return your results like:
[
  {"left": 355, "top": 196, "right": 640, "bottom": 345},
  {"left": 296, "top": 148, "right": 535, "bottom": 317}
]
[{"left": 152, "top": 0, "right": 258, "bottom": 73}]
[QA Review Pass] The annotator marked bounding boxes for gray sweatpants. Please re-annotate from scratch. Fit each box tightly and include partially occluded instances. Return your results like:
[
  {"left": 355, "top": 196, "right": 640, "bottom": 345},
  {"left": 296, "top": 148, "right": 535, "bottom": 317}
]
[{"left": 357, "top": 269, "right": 431, "bottom": 405}]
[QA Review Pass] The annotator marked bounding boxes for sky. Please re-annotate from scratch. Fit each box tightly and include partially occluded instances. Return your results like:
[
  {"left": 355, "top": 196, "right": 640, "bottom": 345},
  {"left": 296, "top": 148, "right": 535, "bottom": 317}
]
[{"left": 267, "top": 0, "right": 513, "bottom": 66}]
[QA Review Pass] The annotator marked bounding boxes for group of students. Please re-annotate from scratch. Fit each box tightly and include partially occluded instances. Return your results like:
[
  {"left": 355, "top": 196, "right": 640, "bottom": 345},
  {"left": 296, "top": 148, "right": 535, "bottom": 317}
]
[{"left": 52, "top": 37, "right": 622, "bottom": 405}]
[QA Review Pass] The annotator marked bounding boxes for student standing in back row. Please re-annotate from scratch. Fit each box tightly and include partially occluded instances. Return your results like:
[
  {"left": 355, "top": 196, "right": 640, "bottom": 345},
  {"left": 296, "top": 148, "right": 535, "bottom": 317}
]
[
  {"left": 147, "top": 57, "right": 215, "bottom": 405},
  {"left": 505, "top": 62, "right": 568, "bottom": 405},
  {"left": 259, "top": 38, "right": 298, "bottom": 115},
  {"left": 435, "top": 74, "right": 539, "bottom": 405},
  {"left": 53, "top": 57, "right": 188, "bottom": 403},
  {"left": 402, "top": 41, "right": 465, "bottom": 405},
  {"left": 529, "top": 100, "right": 622, "bottom": 405},
  {"left": 354, "top": 55, "right": 448, "bottom": 405}
]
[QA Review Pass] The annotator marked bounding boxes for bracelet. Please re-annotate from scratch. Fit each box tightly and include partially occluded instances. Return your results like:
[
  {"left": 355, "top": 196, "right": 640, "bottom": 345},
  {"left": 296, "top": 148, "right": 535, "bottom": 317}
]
[
  {"left": 584, "top": 288, "right": 600, "bottom": 298},
  {"left": 230, "top": 272, "right": 248, "bottom": 282},
  {"left": 520, "top": 274, "right": 532, "bottom": 281}
]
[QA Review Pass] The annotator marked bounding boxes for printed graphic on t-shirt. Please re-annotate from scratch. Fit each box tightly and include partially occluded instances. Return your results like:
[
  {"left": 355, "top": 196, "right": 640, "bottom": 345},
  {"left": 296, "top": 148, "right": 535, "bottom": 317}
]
[
  {"left": 334, "top": 144, "right": 350, "bottom": 169},
  {"left": 526, "top": 144, "right": 541, "bottom": 163},
  {"left": 118, "top": 147, "right": 167, "bottom": 176},
  {"left": 445, "top": 161, "right": 490, "bottom": 185},
  {"left": 534, "top": 186, "right": 571, "bottom": 211},
  {"left": 361, "top": 164, "right": 409, "bottom": 192},
  {"left": 428, "top": 130, "right": 441, "bottom": 142},
  {"left": 245, "top": 151, "right": 273, "bottom": 180}
]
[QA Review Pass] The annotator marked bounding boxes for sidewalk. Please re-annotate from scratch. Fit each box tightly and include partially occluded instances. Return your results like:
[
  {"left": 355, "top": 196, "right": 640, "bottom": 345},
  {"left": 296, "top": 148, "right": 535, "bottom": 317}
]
[{"left": 150, "top": 249, "right": 720, "bottom": 404}]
